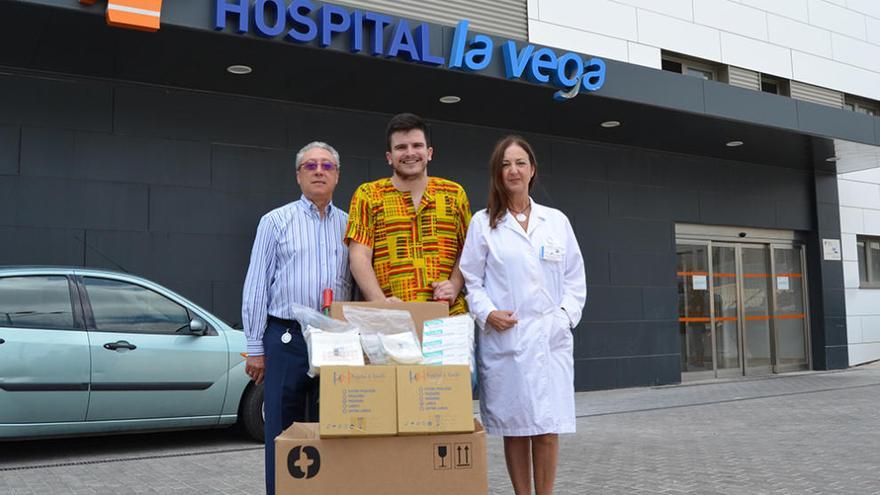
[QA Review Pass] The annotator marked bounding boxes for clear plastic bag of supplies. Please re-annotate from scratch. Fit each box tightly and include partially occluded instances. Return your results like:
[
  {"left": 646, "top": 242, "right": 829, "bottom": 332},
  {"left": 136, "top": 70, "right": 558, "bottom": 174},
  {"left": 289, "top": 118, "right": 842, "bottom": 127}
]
[
  {"left": 421, "top": 315, "right": 476, "bottom": 373},
  {"left": 302, "top": 325, "right": 364, "bottom": 377},
  {"left": 288, "top": 303, "right": 364, "bottom": 377},
  {"left": 342, "top": 306, "right": 423, "bottom": 365}
]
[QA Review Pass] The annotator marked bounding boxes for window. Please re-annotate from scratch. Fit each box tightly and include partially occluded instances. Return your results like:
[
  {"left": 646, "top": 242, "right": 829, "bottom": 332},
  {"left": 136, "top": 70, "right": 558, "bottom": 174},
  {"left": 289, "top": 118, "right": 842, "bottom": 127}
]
[
  {"left": 844, "top": 97, "right": 879, "bottom": 116},
  {"left": 661, "top": 54, "right": 717, "bottom": 81},
  {"left": 84, "top": 277, "right": 191, "bottom": 334},
  {"left": 0, "top": 276, "right": 75, "bottom": 329},
  {"left": 857, "top": 236, "right": 880, "bottom": 288}
]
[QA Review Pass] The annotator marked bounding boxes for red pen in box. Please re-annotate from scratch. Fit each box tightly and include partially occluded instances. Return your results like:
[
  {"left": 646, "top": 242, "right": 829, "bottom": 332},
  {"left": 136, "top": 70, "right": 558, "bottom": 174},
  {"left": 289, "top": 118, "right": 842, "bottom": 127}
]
[{"left": 322, "top": 288, "right": 333, "bottom": 316}]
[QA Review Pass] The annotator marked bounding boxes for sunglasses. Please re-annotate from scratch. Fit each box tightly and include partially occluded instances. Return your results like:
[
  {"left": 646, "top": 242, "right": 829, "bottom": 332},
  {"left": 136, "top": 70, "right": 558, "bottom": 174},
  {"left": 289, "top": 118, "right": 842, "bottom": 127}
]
[{"left": 298, "top": 160, "right": 338, "bottom": 171}]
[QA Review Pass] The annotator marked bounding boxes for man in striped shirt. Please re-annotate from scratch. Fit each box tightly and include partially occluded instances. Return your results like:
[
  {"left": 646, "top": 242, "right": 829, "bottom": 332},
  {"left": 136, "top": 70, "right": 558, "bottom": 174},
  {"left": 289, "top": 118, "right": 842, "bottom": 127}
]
[{"left": 241, "top": 141, "right": 353, "bottom": 495}]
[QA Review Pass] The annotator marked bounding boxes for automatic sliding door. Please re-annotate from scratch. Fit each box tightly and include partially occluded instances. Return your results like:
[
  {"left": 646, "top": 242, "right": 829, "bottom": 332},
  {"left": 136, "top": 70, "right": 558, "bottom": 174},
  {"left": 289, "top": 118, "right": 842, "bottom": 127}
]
[
  {"left": 677, "top": 244, "right": 713, "bottom": 377},
  {"left": 741, "top": 245, "right": 773, "bottom": 375},
  {"left": 711, "top": 245, "right": 741, "bottom": 377},
  {"left": 772, "top": 245, "right": 810, "bottom": 371}
]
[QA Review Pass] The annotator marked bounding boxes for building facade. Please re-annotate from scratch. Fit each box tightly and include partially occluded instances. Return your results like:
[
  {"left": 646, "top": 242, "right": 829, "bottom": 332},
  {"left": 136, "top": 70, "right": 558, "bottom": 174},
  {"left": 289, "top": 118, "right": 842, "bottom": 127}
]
[{"left": 2, "top": 0, "right": 878, "bottom": 389}]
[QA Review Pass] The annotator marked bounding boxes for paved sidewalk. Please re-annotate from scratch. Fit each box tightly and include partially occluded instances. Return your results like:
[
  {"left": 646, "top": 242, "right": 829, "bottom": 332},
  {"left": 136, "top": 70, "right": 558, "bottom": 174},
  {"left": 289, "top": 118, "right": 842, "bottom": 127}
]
[{"left": 2, "top": 364, "right": 879, "bottom": 494}]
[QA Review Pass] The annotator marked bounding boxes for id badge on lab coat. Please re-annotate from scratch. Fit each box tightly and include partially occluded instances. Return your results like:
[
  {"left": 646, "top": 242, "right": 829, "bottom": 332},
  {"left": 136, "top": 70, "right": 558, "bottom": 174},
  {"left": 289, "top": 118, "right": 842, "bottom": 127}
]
[{"left": 540, "top": 237, "right": 565, "bottom": 262}]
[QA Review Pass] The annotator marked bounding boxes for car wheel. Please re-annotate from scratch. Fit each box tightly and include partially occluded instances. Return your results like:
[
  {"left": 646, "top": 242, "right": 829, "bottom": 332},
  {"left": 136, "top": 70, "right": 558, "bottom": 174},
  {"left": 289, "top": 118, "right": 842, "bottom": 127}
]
[{"left": 239, "top": 382, "right": 265, "bottom": 443}]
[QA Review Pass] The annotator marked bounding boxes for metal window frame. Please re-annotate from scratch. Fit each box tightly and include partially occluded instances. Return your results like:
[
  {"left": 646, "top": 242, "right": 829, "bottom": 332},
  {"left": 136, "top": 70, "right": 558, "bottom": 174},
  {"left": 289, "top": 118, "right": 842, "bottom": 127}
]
[{"left": 857, "top": 235, "right": 880, "bottom": 289}]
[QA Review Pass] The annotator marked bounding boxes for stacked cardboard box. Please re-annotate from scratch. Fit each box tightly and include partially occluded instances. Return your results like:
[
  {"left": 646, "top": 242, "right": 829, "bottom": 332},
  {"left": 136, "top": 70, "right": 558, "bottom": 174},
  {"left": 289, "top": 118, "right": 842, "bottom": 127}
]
[{"left": 275, "top": 302, "right": 487, "bottom": 494}]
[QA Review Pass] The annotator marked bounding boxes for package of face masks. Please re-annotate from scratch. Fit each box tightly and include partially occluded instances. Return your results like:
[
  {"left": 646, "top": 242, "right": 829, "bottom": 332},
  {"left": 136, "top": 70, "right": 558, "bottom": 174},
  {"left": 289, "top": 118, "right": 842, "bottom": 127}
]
[
  {"left": 302, "top": 325, "right": 364, "bottom": 377},
  {"left": 343, "top": 306, "right": 424, "bottom": 365},
  {"left": 421, "top": 315, "right": 475, "bottom": 373}
]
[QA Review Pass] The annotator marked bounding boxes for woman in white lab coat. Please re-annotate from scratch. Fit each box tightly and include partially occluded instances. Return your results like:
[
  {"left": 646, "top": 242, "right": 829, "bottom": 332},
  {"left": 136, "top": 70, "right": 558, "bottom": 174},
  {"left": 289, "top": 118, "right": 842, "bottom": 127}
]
[{"left": 460, "top": 136, "right": 586, "bottom": 495}]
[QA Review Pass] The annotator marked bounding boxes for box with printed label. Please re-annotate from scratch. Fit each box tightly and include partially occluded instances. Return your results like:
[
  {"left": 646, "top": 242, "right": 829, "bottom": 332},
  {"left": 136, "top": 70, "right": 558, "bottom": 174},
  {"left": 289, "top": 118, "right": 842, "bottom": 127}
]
[
  {"left": 276, "top": 419, "right": 487, "bottom": 495},
  {"left": 319, "top": 365, "right": 397, "bottom": 437},
  {"left": 397, "top": 365, "right": 474, "bottom": 435}
]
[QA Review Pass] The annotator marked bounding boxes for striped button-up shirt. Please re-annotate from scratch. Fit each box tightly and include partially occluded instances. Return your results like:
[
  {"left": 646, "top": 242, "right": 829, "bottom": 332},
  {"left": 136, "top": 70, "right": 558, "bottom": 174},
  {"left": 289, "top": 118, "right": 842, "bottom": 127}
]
[{"left": 242, "top": 196, "right": 353, "bottom": 356}]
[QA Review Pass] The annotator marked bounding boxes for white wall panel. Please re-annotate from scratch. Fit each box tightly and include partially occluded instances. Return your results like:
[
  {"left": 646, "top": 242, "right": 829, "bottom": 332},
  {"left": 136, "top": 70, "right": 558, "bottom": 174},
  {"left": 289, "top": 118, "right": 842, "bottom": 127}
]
[
  {"left": 528, "top": 0, "right": 539, "bottom": 19},
  {"left": 721, "top": 32, "right": 793, "bottom": 78},
  {"left": 842, "top": 233, "right": 858, "bottom": 261},
  {"left": 807, "top": 0, "right": 867, "bottom": 39},
  {"left": 734, "top": 0, "right": 809, "bottom": 22},
  {"left": 843, "top": 260, "right": 861, "bottom": 288},
  {"left": 832, "top": 34, "right": 880, "bottom": 73},
  {"left": 840, "top": 168, "right": 880, "bottom": 184},
  {"left": 612, "top": 0, "right": 694, "bottom": 21},
  {"left": 848, "top": 342, "right": 880, "bottom": 365},
  {"left": 627, "top": 42, "right": 662, "bottom": 69},
  {"left": 837, "top": 179, "right": 880, "bottom": 209},
  {"left": 767, "top": 14, "right": 833, "bottom": 58},
  {"left": 848, "top": 315, "right": 863, "bottom": 343},
  {"left": 844, "top": 0, "right": 880, "bottom": 19},
  {"left": 695, "top": 0, "right": 768, "bottom": 40},
  {"left": 539, "top": 0, "right": 637, "bottom": 40},
  {"left": 862, "top": 315, "right": 880, "bottom": 342},
  {"left": 868, "top": 17, "right": 880, "bottom": 45},
  {"left": 840, "top": 206, "right": 865, "bottom": 234},
  {"left": 528, "top": 19, "right": 629, "bottom": 61},
  {"left": 845, "top": 287, "right": 880, "bottom": 315},
  {"left": 637, "top": 9, "right": 722, "bottom": 61},
  {"left": 792, "top": 50, "right": 880, "bottom": 101},
  {"left": 864, "top": 209, "right": 880, "bottom": 235}
]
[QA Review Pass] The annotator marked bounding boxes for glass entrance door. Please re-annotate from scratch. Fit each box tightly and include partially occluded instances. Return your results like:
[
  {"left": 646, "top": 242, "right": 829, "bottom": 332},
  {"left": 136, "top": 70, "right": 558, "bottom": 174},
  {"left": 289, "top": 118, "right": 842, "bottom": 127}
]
[
  {"left": 676, "top": 241, "right": 810, "bottom": 379},
  {"left": 771, "top": 245, "right": 810, "bottom": 371}
]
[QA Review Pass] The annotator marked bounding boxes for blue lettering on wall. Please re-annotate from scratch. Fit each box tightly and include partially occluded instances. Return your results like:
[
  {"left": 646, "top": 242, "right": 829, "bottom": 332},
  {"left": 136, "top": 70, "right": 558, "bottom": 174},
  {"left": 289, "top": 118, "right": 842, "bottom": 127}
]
[
  {"left": 286, "top": 0, "right": 316, "bottom": 43},
  {"left": 214, "top": 1, "right": 606, "bottom": 99}
]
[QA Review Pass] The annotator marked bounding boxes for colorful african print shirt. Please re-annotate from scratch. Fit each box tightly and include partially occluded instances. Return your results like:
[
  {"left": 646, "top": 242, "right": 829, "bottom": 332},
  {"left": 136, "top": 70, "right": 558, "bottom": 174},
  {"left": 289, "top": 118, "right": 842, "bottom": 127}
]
[{"left": 345, "top": 177, "right": 471, "bottom": 315}]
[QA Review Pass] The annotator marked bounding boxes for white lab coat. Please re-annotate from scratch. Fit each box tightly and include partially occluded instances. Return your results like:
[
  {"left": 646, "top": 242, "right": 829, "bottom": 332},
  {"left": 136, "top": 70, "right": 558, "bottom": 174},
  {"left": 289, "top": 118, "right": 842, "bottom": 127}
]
[{"left": 460, "top": 201, "right": 586, "bottom": 436}]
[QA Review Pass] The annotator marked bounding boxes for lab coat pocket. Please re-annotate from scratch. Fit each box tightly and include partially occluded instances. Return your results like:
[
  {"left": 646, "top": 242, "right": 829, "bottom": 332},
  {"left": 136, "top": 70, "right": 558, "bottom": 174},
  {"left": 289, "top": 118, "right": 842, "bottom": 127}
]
[
  {"left": 550, "top": 309, "right": 573, "bottom": 352},
  {"left": 482, "top": 324, "right": 522, "bottom": 358}
]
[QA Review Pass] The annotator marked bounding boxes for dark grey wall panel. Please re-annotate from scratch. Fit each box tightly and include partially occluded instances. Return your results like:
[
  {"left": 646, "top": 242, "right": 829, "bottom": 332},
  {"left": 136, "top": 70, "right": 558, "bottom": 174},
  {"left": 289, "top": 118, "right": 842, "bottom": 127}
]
[
  {"left": 21, "top": 127, "right": 211, "bottom": 187},
  {"left": 642, "top": 287, "right": 678, "bottom": 321},
  {"left": 617, "top": 354, "right": 680, "bottom": 388},
  {"left": 288, "top": 107, "right": 388, "bottom": 159},
  {"left": 699, "top": 191, "right": 777, "bottom": 228},
  {"left": 0, "top": 176, "right": 147, "bottom": 230},
  {"left": 211, "top": 145, "right": 295, "bottom": 195},
  {"left": 703, "top": 82, "right": 799, "bottom": 130},
  {"left": 114, "top": 86, "right": 287, "bottom": 148},
  {"left": 550, "top": 141, "right": 608, "bottom": 181},
  {"left": 597, "top": 62, "right": 706, "bottom": 114},
  {"left": 0, "top": 226, "right": 84, "bottom": 265},
  {"left": 148, "top": 187, "right": 289, "bottom": 235},
  {"left": 797, "top": 101, "right": 875, "bottom": 144},
  {"left": 213, "top": 281, "right": 247, "bottom": 328},
  {"left": 582, "top": 285, "right": 643, "bottom": 322},
  {"left": 84, "top": 230, "right": 252, "bottom": 284},
  {"left": 609, "top": 251, "right": 677, "bottom": 286},
  {"left": 0, "top": 125, "right": 19, "bottom": 175},
  {"left": 0, "top": 74, "right": 112, "bottom": 132},
  {"left": 609, "top": 183, "right": 700, "bottom": 221}
]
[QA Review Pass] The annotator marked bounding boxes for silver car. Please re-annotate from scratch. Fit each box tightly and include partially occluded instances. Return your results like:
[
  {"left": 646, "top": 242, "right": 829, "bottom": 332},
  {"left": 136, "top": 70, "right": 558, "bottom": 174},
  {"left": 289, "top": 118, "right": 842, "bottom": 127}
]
[{"left": 0, "top": 266, "right": 264, "bottom": 442}]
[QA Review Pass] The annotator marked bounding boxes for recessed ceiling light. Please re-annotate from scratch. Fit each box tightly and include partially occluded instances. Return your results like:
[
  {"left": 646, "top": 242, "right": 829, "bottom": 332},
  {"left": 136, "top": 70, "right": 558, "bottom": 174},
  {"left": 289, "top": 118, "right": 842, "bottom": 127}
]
[
  {"left": 439, "top": 95, "right": 461, "bottom": 104},
  {"left": 825, "top": 156, "right": 839, "bottom": 162},
  {"left": 725, "top": 140, "right": 744, "bottom": 147},
  {"left": 600, "top": 120, "right": 621, "bottom": 128},
  {"left": 226, "top": 64, "right": 252, "bottom": 75}
]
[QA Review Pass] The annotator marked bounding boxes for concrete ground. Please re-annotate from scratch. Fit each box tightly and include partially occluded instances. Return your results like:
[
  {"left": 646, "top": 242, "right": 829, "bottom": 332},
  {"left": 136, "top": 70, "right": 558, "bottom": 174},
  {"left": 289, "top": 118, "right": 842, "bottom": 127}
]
[{"left": 2, "top": 362, "right": 879, "bottom": 494}]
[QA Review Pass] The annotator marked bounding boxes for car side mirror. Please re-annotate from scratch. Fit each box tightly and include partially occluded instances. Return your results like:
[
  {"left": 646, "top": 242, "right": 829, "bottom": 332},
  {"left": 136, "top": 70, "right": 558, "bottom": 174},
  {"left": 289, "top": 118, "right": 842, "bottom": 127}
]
[{"left": 189, "top": 317, "right": 208, "bottom": 335}]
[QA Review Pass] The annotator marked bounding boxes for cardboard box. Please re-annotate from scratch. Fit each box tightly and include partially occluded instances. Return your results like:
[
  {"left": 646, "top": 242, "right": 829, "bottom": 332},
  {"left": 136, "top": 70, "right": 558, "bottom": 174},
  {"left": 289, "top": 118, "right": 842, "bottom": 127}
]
[
  {"left": 330, "top": 301, "right": 449, "bottom": 342},
  {"left": 276, "top": 419, "right": 487, "bottom": 495},
  {"left": 319, "top": 365, "right": 397, "bottom": 438},
  {"left": 397, "top": 365, "right": 474, "bottom": 435}
]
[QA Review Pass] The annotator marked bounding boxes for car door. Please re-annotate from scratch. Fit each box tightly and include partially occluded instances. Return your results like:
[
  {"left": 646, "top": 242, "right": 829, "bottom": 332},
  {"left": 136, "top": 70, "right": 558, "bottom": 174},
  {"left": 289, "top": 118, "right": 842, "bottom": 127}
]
[
  {"left": 80, "top": 275, "right": 228, "bottom": 422},
  {"left": 0, "top": 274, "right": 90, "bottom": 428}
]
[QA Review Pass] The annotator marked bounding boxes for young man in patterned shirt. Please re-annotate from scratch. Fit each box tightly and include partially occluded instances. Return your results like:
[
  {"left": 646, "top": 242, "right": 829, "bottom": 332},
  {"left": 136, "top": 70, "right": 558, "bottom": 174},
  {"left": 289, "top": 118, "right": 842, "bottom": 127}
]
[{"left": 345, "top": 113, "right": 471, "bottom": 314}]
